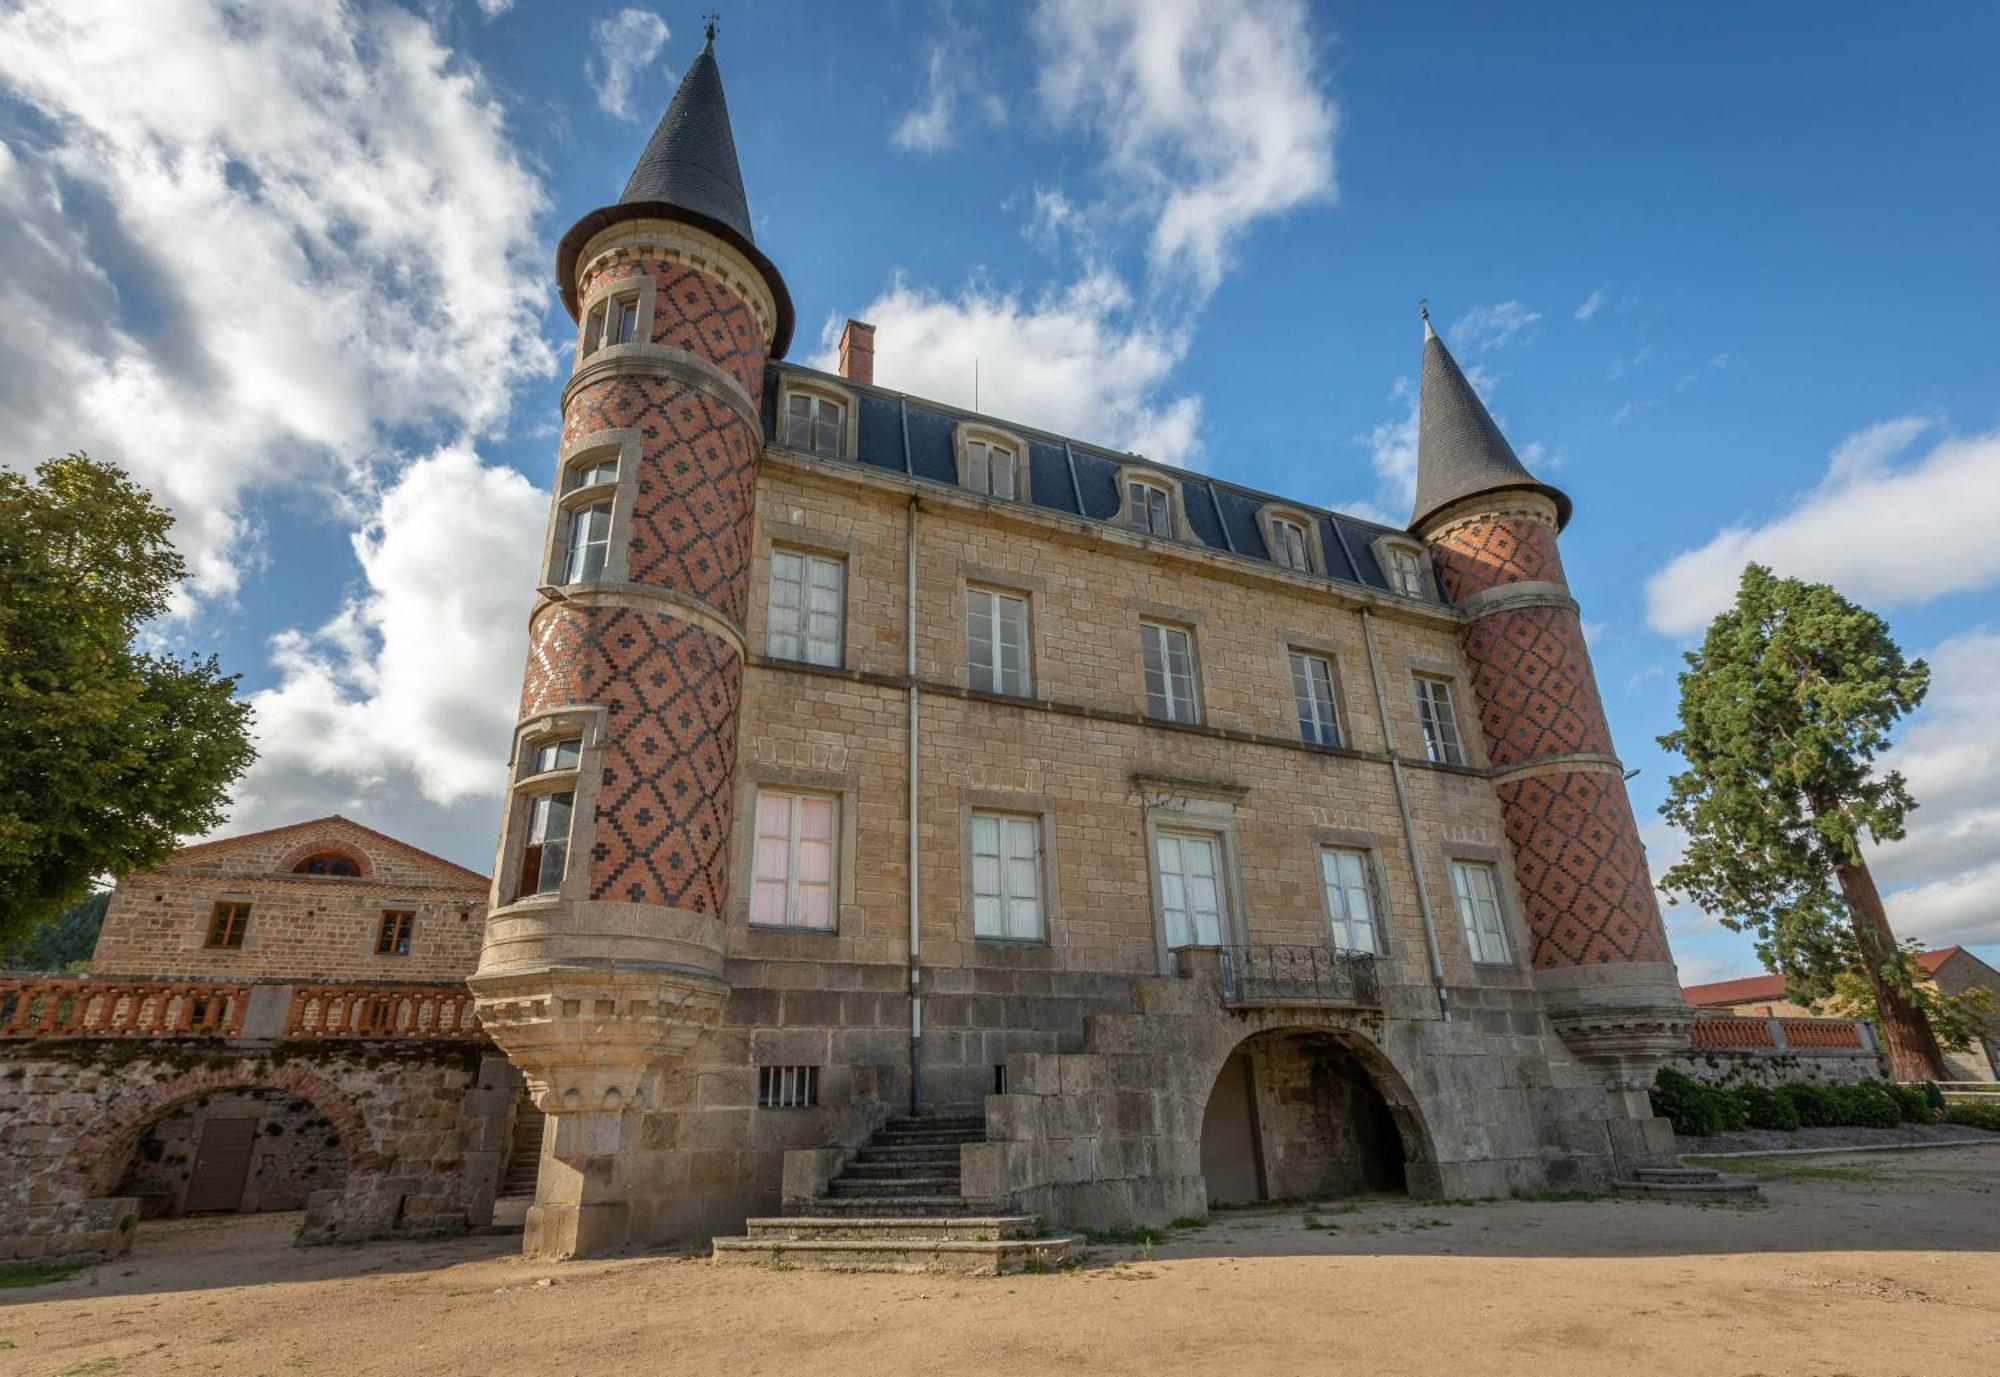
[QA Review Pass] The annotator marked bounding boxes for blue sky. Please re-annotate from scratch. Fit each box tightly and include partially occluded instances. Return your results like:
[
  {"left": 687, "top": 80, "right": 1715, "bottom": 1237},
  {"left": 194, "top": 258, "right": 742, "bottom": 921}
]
[{"left": 2, "top": 1, "right": 1996, "bottom": 982}]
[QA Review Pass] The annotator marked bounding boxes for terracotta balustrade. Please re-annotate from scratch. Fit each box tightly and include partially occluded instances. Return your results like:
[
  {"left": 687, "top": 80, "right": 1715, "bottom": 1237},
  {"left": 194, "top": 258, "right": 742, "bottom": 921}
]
[
  {"left": 1689, "top": 1016, "right": 1776, "bottom": 1049},
  {"left": 1689, "top": 1013, "right": 1871, "bottom": 1052},
  {"left": 284, "top": 983, "right": 483, "bottom": 1040},
  {"left": 1775, "top": 1017, "right": 1864, "bottom": 1050},
  {"left": 0, "top": 977, "right": 249, "bottom": 1038}
]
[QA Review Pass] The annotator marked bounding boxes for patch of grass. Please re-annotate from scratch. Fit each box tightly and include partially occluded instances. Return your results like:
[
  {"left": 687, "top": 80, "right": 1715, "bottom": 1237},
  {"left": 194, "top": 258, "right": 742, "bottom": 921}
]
[
  {"left": 1022, "top": 1258, "right": 1051, "bottom": 1275},
  {"left": 0, "top": 1261, "right": 88, "bottom": 1289},
  {"left": 1684, "top": 1155, "right": 1889, "bottom": 1182},
  {"left": 1432, "top": 1196, "right": 1499, "bottom": 1207},
  {"left": 770, "top": 1260, "right": 794, "bottom": 1273},
  {"left": 1167, "top": 1214, "right": 1211, "bottom": 1230},
  {"left": 1301, "top": 1211, "right": 1335, "bottom": 1232},
  {"left": 1078, "top": 1225, "right": 1166, "bottom": 1247},
  {"left": 57, "top": 1360, "right": 119, "bottom": 1377},
  {"left": 1511, "top": 1188, "right": 1608, "bottom": 1203}
]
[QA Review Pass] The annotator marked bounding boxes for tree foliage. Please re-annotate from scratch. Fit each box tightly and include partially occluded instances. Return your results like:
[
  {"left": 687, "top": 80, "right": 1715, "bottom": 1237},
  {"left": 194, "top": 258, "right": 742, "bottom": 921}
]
[
  {"left": 1, "top": 892, "right": 110, "bottom": 972},
  {"left": 1823, "top": 949, "right": 1997, "bottom": 1055},
  {"left": 0, "top": 453, "right": 255, "bottom": 948},
  {"left": 1658, "top": 563, "right": 1942, "bottom": 1077}
]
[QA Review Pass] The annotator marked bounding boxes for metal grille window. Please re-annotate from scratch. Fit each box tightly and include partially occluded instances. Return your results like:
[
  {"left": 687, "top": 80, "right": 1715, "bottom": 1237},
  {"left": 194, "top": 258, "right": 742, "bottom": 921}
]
[
  {"left": 758, "top": 1065, "right": 819, "bottom": 1109},
  {"left": 784, "top": 392, "right": 844, "bottom": 456},
  {"left": 1128, "top": 480, "right": 1173, "bottom": 536},
  {"left": 1451, "top": 861, "right": 1512, "bottom": 965},
  {"left": 971, "top": 812, "right": 1042, "bottom": 940},
  {"left": 205, "top": 901, "right": 251, "bottom": 949},
  {"left": 1414, "top": 675, "right": 1465, "bottom": 765},
  {"left": 563, "top": 455, "right": 619, "bottom": 492},
  {"left": 1156, "top": 832, "right": 1226, "bottom": 948},
  {"left": 1320, "top": 848, "right": 1381, "bottom": 954},
  {"left": 1289, "top": 651, "right": 1341, "bottom": 746},
  {"left": 1270, "top": 518, "right": 1311, "bottom": 571},
  {"left": 1140, "top": 621, "right": 1199, "bottom": 723},
  {"left": 376, "top": 909, "right": 415, "bottom": 956},
  {"left": 967, "top": 587, "right": 1031, "bottom": 696},
  {"left": 965, "top": 439, "right": 1019, "bottom": 498},
  {"left": 564, "top": 501, "right": 613, "bottom": 583},
  {"left": 531, "top": 737, "right": 582, "bottom": 775},
  {"left": 751, "top": 791, "right": 837, "bottom": 930},
  {"left": 766, "top": 550, "right": 844, "bottom": 666},
  {"left": 1386, "top": 547, "right": 1429, "bottom": 598},
  {"left": 518, "top": 791, "right": 573, "bottom": 898}
]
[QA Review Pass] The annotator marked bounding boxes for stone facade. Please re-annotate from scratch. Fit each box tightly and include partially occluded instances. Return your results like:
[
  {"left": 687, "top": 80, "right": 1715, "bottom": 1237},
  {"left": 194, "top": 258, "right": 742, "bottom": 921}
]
[
  {"left": 90, "top": 816, "right": 489, "bottom": 983},
  {"left": 113, "top": 1088, "right": 346, "bottom": 1217}
]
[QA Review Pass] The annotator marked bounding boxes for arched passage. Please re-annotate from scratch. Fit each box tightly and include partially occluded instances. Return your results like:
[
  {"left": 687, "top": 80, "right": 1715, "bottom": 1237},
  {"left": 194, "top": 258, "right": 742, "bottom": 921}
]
[
  {"left": 1199, "top": 1026, "right": 1429, "bottom": 1207},
  {"left": 113, "top": 1088, "right": 350, "bottom": 1218}
]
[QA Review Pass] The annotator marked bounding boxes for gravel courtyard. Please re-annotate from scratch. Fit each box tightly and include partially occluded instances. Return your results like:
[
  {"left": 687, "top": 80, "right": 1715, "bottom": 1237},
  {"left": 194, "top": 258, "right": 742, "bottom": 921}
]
[{"left": 5, "top": 1143, "right": 1996, "bottom": 1377}]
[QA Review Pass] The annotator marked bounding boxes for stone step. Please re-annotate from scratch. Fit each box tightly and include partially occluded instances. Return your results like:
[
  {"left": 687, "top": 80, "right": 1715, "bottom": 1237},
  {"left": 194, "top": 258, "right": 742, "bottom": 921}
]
[
  {"left": 711, "top": 1232, "right": 1081, "bottom": 1276},
  {"left": 873, "top": 1127, "right": 986, "bottom": 1144},
  {"left": 1614, "top": 1176, "right": 1761, "bottom": 1203},
  {"left": 881, "top": 1116, "right": 984, "bottom": 1134},
  {"left": 807, "top": 1195, "right": 997, "bottom": 1217},
  {"left": 850, "top": 1145, "right": 963, "bottom": 1166},
  {"left": 839, "top": 1160, "right": 961, "bottom": 1180},
  {"left": 743, "top": 1215, "right": 1042, "bottom": 1242},
  {"left": 829, "top": 1175, "right": 961, "bottom": 1197}
]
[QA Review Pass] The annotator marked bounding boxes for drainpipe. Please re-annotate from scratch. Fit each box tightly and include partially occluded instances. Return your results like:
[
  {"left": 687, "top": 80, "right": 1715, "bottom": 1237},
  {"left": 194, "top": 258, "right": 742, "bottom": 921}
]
[
  {"left": 906, "top": 495, "right": 924, "bottom": 1112},
  {"left": 1360, "top": 605, "right": 1451, "bottom": 1023}
]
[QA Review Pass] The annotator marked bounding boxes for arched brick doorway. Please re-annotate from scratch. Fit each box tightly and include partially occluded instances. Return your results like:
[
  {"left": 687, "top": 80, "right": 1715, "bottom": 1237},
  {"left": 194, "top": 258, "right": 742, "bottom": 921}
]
[{"left": 1199, "top": 1027, "right": 1425, "bottom": 1207}]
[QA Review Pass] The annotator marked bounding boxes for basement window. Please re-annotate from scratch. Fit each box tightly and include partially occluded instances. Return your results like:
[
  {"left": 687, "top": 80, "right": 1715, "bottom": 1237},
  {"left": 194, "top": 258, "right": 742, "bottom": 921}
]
[{"left": 758, "top": 1065, "right": 820, "bottom": 1109}]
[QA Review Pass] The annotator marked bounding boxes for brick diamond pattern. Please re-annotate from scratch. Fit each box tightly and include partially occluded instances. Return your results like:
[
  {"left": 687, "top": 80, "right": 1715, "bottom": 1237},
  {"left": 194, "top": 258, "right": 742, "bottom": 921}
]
[
  {"left": 1460, "top": 605, "right": 1614, "bottom": 767},
  {"left": 1497, "top": 771, "right": 1672, "bottom": 968},
  {"left": 565, "top": 377, "right": 758, "bottom": 622},
  {"left": 1433, "top": 515, "right": 1566, "bottom": 600},
  {"left": 584, "top": 259, "right": 766, "bottom": 397},
  {"left": 520, "top": 603, "right": 743, "bottom": 913}
]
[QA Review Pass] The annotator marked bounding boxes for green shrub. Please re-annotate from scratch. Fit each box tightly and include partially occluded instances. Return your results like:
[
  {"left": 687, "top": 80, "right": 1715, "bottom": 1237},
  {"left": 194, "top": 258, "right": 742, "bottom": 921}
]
[
  {"left": 1888, "top": 1082, "right": 1935, "bottom": 1123},
  {"left": 1780, "top": 1083, "right": 1842, "bottom": 1128},
  {"left": 1734, "top": 1084, "right": 1801, "bottom": 1132},
  {"left": 1651, "top": 1068, "right": 1744, "bottom": 1136},
  {"left": 1832, "top": 1081, "right": 1902, "bottom": 1129},
  {"left": 1944, "top": 1100, "right": 2000, "bottom": 1133}
]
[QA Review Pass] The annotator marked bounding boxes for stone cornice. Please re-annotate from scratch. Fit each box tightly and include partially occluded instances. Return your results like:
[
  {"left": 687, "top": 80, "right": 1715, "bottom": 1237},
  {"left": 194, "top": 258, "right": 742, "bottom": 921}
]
[
  {"left": 1488, "top": 752, "right": 1627, "bottom": 785},
  {"left": 576, "top": 218, "right": 779, "bottom": 351},
  {"left": 528, "top": 580, "right": 746, "bottom": 658},
  {"left": 1419, "top": 490, "right": 1561, "bottom": 543},
  {"left": 1453, "top": 580, "right": 1580, "bottom": 621},
  {"left": 562, "top": 345, "right": 761, "bottom": 436}
]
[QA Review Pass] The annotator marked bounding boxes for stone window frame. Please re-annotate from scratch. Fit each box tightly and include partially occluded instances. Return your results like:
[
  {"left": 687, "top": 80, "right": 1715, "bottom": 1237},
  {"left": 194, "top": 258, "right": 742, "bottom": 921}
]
[
  {"left": 1372, "top": 533, "right": 1436, "bottom": 601},
  {"left": 953, "top": 421, "right": 1033, "bottom": 504},
  {"left": 574, "top": 271, "right": 657, "bottom": 369},
  {"left": 494, "top": 706, "right": 606, "bottom": 911},
  {"left": 368, "top": 905, "right": 419, "bottom": 959},
  {"left": 541, "top": 430, "right": 642, "bottom": 591},
  {"left": 1136, "top": 777, "right": 1250, "bottom": 973},
  {"left": 732, "top": 763, "right": 863, "bottom": 940},
  {"left": 1137, "top": 615, "right": 1205, "bottom": 726},
  {"left": 963, "top": 580, "right": 1036, "bottom": 699},
  {"left": 203, "top": 898, "right": 253, "bottom": 951},
  {"left": 1257, "top": 503, "right": 1328, "bottom": 576},
  {"left": 1312, "top": 826, "right": 1392, "bottom": 957},
  {"left": 763, "top": 542, "right": 850, "bottom": 671},
  {"left": 1113, "top": 462, "right": 1199, "bottom": 542},
  {"left": 958, "top": 790, "right": 1065, "bottom": 949},
  {"left": 1442, "top": 844, "right": 1527, "bottom": 972},
  {"left": 1407, "top": 659, "right": 1477, "bottom": 768},
  {"left": 1281, "top": 638, "right": 1349, "bottom": 749},
  {"left": 774, "top": 374, "right": 860, "bottom": 461}
]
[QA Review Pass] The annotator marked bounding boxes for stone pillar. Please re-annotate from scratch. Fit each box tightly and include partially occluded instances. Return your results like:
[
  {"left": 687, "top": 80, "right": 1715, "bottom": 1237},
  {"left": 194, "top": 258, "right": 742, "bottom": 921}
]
[
  {"left": 1422, "top": 492, "right": 1690, "bottom": 1167},
  {"left": 470, "top": 214, "right": 781, "bottom": 1256}
]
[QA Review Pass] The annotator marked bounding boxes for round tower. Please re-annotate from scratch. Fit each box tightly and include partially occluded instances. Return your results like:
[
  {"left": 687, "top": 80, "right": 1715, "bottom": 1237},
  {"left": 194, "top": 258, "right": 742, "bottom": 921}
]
[
  {"left": 468, "top": 30, "right": 793, "bottom": 1258},
  {"left": 1409, "top": 316, "right": 1689, "bottom": 1166}
]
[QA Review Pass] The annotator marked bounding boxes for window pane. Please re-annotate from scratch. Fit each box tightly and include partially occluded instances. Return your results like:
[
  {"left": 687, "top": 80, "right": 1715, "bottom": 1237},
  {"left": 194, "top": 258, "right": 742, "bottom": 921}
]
[
  {"left": 814, "top": 401, "right": 842, "bottom": 456},
  {"left": 991, "top": 449, "right": 1016, "bottom": 499},
  {"left": 785, "top": 394, "right": 812, "bottom": 448}
]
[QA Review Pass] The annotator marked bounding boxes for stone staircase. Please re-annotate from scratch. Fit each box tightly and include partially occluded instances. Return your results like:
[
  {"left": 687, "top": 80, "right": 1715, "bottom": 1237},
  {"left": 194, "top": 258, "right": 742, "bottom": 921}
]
[
  {"left": 1614, "top": 1164, "right": 1760, "bottom": 1202},
  {"left": 497, "top": 1094, "right": 545, "bottom": 1201},
  {"left": 711, "top": 1112, "right": 1082, "bottom": 1274}
]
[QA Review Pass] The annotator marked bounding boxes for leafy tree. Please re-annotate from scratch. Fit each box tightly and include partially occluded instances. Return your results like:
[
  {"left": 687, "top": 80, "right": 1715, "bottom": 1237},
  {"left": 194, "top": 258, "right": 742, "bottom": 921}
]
[
  {"left": 1658, "top": 563, "right": 1944, "bottom": 1080},
  {"left": 0, "top": 453, "right": 255, "bottom": 949},
  {"left": 1823, "top": 945, "right": 1997, "bottom": 1057},
  {"left": 1, "top": 892, "right": 110, "bottom": 971}
]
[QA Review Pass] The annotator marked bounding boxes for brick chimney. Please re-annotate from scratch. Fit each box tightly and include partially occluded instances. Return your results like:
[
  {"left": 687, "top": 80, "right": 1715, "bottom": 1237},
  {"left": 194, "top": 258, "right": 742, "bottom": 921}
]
[{"left": 837, "top": 318, "right": 875, "bottom": 386}]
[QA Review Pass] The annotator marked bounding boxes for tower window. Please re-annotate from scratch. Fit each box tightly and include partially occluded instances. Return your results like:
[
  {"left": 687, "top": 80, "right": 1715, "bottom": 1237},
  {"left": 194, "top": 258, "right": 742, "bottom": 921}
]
[
  {"left": 605, "top": 295, "right": 640, "bottom": 346},
  {"left": 376, "top": 909, "right": 415, "bottom": 956},
  {"left": 530, "top": 737, "right": 583, "bottom": 775},
  {"left": 563, "top": 455, "right": 619, "bottom": 492},
  {"left": 1128, "top": 481, "right": 1173, "bottom": 537},
  {"left": 564, "top": 501, "right": 613, "bottom": 584},
  {"left": 1140, "top": 621, "right": 1200, "bottom": 723},
  {"left": 1414, "top": 675, "right": 1465, "bottom": 765},
  {"left": 784, "top": 391, "right": 845, "bottom": 457},
  {"left": 518, "top": 792, "right": 574, "bottom": 899}
]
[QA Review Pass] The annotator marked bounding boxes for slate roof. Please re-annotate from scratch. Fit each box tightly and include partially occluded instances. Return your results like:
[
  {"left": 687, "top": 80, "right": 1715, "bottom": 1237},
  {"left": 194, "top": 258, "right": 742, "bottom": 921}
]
[
  {"left": 764, "top": 363, "right": 1425, "bottom": 600},
  {"left": 1410, "top": 320, "right": 1571, "bottom": 532},
  {"left": 556, "top": 32, "right": 794, "bottom": 355}
]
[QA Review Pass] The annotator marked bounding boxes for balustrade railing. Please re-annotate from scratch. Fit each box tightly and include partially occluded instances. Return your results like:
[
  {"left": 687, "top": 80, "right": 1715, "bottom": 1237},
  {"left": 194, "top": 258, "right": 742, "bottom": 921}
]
[
  {"left": 0, "top": 974, "right": 483, "bottom": 1042},
  {"left": 1689, "top": 1013, "right": 1874, "bottom": 1053},
  {"left": 284, "top": 983, "right": 482, "bottom": 1040},
  {"left": 1208, "top": 944, "right": 1381, "bottom": 1009}
]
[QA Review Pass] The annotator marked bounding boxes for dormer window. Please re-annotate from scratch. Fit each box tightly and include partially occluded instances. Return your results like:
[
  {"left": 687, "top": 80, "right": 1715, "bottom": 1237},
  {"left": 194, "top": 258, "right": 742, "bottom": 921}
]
[
  {"left": 785, "top": 390, "right": 845, "bottom": 457},
  {"left": 1373, "top": 537, "right": 1432, "bottom": 600},
  {"left": 1270, "top": 518, "right": 1309, "bottom": 571},
  {"left": 1128, "top": 480, "right": 1172, "bottom": 537},
  {"left": 954, "top": 423, "right": 1031, "bottom": 502},
  {"left": 564, "top": 455, "right": 618, "bottom": 492},
  {"left": 1256, "top": 505, "right": 1323, "bottom": 575}
]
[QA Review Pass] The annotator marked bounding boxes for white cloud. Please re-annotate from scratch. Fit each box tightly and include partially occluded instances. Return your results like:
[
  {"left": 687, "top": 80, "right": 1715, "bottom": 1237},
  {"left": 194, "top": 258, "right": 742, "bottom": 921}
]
[
  {"left": 0, "top": 0, "right": 554, "bottom": 607},
  {"left": 1034, "top": 0, "right": 1337, "bottom": 297},
  {"left": 1450, "top": 300, "right": 1540, "bottom": 356},
  {"left": 891, "top": 42, "right": 957, "bottom": 152},
  {"left": 588, "top": 9, "right": 671, "bottom": 122},
  {"left": 816, "top": 270, "right": 1202, "bottom": 464},
  {"left": 1645, "top": 418, "right": 2000, "bottom": 636},
  {"left": 1350, "top": 358, "right": 1502, "bottom": 518},
  {"left": 1606, "top": 344, "right": 1652, "bottom": 381},
  {"left": 1574, "top": 287, "right": 1607, "bottom": 322},
  {"left": 1709, "top": 352, "right": 1730, "bottom": 371},
  {"left": 475, "top": 0, "right": 514, "bottom": 15}
]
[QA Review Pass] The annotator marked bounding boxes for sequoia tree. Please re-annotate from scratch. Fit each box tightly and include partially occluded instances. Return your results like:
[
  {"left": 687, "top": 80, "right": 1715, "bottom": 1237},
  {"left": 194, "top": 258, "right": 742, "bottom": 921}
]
[
  {"left": 1658, "top": 563, "right": 1944, "bottom": 1081},
  {"left": 0, "top": 453, "right": 255, "bottom": 948}
]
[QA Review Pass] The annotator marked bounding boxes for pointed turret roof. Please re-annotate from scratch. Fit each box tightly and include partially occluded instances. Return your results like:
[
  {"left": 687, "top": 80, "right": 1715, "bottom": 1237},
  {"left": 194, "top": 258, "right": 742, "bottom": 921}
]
[
  {"left": 556, "top": 29, "right": 793, "bottom": 356},
  {"left": 1409, "top": 316, "right": 1570, "bottom": 532}
]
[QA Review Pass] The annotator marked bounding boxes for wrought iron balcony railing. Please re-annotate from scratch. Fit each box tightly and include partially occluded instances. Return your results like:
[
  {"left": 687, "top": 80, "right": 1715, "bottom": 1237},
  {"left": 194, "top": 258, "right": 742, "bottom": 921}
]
[{"left": 1200, "top": 944, "right": 1381, "bottom": 1009}]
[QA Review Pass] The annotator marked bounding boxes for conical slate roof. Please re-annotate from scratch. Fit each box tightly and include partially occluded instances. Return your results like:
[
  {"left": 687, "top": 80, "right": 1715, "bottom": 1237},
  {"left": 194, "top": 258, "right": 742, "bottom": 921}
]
[
  {"left": 555, "top": 32, "right": 793, "bottom": 356},
  {"left": 1409, "top": 319, "right": 1570, "bottom": 532}
]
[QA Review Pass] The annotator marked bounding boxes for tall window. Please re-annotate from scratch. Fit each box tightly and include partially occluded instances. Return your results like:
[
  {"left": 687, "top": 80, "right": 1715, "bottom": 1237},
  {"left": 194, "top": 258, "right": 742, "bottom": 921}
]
[
  {"left": 1320, "top": 848, "right": 1380, "bottom": 954},
  {"left": 376, "top": 909, "right": 415, "bottom": 956},
  {"left": 964, "top": 438, "right": 1020, "bottom": 499},
  {"left": 206, "top": 901, "right": 251, "bottom": 949},
  {"left": 564, "top": 502, "right": 612, "bottom": 583},
  {"left": 970, "top": 813, "right": 1042, "bottom": 941},
  {"left": 784, "top": 391, "right": 845, "bottom": 457},
  {"left": 1451, "top": 861, "right": 1511, "bottom": 965},
  {"left": 518, "top": 792, "right": 573, "bottom": 898},
  {"left": 1128, "top": 480, "right": 1173, "bottom": 537},
  {"left": 564, "top": 455, "right": 618, "bottom": 492},
  {"left": 1270, "top": 517, "right": 1311, "bottom": 572},
  {"left": 1140, "top": 621, "right": 1199, "bottom": 723},
  {"left": 1414, "top": 675, "right": 1465, "bottom": 765},
  {"left": 1290, "top": 652, "right": 1341, "bottom": 747},
  {"left": 1385, "top": 546, "right": 1429, "bottom": 598},
  {"left": 766, "top": 550, "right": 844, "bottom": 666},
  {"left": 750, "top": 791, "right": 837, "bottom": 929},
  {"left": 1155, "top": 833, "right": 1226, "bottom": 948},
  {"left": 967, "top": 587, "right": 1030, "bottom": 696}
]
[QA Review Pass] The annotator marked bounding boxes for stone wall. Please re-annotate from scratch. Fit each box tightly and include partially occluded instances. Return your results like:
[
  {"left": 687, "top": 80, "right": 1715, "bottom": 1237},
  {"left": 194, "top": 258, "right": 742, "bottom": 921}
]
[
  {"left": 113, "top": 1089, "right": 346, "bottom": 1216},
  {"left": 1667, "top": 1047, "right": 1890, "bottom": 1089}
]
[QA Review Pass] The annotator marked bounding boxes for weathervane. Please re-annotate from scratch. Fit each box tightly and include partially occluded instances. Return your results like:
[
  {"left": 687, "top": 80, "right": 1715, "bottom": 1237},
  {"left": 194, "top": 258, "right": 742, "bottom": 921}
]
[
  {"left": 1418, "top": 297, "right": 1430, "bottom": 323},
  {"left": 704, "top": 11, "right": 720, "bottom": 43}
]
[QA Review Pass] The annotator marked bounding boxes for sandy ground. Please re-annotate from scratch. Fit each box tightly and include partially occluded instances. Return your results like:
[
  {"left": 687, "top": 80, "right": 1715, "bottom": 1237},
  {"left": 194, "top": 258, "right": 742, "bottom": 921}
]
[{"left": 5, "top": 1144, "right": 1998, "bottom": 1377}]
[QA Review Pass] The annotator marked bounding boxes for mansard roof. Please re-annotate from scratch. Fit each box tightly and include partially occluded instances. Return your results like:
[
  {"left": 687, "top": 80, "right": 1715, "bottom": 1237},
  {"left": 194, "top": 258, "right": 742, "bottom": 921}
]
[
  {"left": 764, "top": 362, "right": 1425, "bottom": 601},
  {"left": 556, "top": 32, "right": 794, "bottom": 355},
  {"left": 1410, "top": 320, "right": 1570, "bottom": 532}
]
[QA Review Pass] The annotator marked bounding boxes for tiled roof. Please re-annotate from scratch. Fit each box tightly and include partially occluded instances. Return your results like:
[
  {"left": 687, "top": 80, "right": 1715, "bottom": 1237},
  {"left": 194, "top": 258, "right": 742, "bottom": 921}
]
[
  {"left": 168, "top": 814, "right": 489, "bottom": 886},
  {"left": 1411, "top": 320, "right": 1571, "bottom": 532},
  {"left": 1684, "top": 947, "right": 1981, "bottom": 1006},
  {"left": 766, "top": 362, "right": 1423, "bottom": 600}
]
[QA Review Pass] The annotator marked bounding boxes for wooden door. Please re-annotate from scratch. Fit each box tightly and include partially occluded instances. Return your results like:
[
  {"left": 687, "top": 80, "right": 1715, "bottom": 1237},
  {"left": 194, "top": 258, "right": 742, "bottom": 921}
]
[{"left": 184, "top": 1116, "right": 258, "bottom": 1213}]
